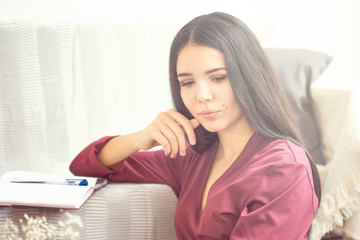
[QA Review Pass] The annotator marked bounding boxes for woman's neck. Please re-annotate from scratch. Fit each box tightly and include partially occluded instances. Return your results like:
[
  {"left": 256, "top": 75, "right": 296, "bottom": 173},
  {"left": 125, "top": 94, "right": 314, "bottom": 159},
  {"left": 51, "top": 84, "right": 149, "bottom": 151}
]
[{"left": 216, "top": 117, "right": 254, "bottom": 162}]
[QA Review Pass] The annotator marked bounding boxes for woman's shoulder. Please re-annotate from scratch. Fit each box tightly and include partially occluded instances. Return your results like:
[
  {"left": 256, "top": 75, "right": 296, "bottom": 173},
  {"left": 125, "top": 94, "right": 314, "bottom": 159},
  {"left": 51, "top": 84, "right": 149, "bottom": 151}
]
[
  {"left": 245, "top": 135, "right": 314, "bottom": 185},
  {"left": 250, "top": 135, "right": 316, "bottom": 188},
  {"left": 252, "top": 135, "right": 309, "bottom": 166}
]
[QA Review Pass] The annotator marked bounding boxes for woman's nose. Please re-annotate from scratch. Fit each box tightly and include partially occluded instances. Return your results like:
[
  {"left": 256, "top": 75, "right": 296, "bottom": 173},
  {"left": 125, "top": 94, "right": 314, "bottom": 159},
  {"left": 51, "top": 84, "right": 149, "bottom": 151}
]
[{"left": 197, "top": 81, "right": 213, "bottom": 102}]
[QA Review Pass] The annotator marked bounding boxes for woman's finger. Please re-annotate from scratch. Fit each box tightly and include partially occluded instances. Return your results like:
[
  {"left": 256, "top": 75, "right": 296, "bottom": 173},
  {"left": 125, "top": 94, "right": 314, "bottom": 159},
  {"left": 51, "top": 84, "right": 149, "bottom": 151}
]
[
  {"left": 190, "top": 118, "right": 200, "bottom": 129},
  {"left": 151, "top": 130, "right": 171, "bottom": 156},
  {"left": 163, "top": 117, "right": 187, "bottom": 157},
  {"left": 144, "top": 110, "right": 199, "bottom": 158},
  {"left": 159, "top": 124, "right": 179, "bottom": 158},
  {"left": 167, "top": 109, "right": 198, "bottom": 146}
]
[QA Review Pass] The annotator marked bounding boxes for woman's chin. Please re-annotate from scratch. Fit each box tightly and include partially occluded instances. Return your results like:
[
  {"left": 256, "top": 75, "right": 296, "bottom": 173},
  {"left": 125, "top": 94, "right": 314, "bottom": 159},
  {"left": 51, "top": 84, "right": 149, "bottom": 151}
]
[{"left": 200, "top": 123, "right": 221, "bottom": 133}]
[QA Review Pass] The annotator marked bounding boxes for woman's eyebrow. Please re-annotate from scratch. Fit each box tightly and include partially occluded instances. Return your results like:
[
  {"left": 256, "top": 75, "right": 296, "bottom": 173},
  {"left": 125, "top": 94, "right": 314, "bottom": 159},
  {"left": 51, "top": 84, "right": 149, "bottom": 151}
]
[
  {"left": 177, "top": 72, "right": 192, "bottom": 78},
  {"left": 177, "top": 67, "right": 227, "bottom": 78},
  {"left": 205, "top": 67, "right": 227, "bottom": 74}
]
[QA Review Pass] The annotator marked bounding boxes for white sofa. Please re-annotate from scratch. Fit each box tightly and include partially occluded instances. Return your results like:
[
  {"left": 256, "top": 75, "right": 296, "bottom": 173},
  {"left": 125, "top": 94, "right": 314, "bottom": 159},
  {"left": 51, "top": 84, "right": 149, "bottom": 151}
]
[{"left": 1, "top": 20, "right": 359, "bottom": 240}]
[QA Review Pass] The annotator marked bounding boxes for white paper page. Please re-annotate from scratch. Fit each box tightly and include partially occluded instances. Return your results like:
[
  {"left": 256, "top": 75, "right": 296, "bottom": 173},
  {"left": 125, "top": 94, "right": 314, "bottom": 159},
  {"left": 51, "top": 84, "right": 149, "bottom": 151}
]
[{"left": 0, "top": 182, "right": 93, "bottom": 209}]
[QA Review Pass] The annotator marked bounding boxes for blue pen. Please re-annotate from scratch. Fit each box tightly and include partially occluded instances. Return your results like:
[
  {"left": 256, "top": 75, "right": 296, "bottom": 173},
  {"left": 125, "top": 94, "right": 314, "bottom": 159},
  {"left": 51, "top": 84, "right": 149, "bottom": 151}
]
[
  {"left": 10, "top": 179, "right": 88, "bottom": 186},
  {"left": 66, "top": 179, "right": 88, "bottom": 186}
]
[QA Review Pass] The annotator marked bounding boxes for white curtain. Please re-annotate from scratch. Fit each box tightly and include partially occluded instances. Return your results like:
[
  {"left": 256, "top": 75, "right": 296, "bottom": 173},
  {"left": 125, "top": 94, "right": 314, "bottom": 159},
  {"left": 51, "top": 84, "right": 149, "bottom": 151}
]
[{"left": 0, "top": 21, "right": 174, "bottom": 174}]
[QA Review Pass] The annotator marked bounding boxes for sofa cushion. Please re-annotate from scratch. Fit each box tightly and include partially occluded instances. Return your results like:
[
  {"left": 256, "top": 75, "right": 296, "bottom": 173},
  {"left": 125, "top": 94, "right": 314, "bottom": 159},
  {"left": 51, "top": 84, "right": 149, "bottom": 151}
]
[{"left": 265, "top": 48, "right": 332, "bottom": 164}]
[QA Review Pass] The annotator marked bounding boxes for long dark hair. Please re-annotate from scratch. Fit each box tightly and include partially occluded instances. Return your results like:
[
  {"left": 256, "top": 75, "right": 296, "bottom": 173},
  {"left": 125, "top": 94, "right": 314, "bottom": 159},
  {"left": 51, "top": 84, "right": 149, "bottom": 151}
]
[{"left": 169, "top": 12, "right": 321, "bottom": 205}]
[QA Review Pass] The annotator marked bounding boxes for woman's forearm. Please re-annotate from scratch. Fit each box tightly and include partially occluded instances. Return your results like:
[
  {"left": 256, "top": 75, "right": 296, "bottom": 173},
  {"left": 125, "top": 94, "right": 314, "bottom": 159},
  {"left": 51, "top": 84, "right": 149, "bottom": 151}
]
[{"left": 97, "top": 132, "right": 142, "bottom": 167}]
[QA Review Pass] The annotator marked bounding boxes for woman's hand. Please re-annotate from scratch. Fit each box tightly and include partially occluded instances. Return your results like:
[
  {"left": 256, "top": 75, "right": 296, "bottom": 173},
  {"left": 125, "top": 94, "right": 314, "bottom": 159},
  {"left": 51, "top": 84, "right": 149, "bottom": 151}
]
[
  {"left": 97, "top": 109, "right": 199, "bottom": 167},
  {"left": 137, "top": 109, "right": 200, "bottom": 158}
]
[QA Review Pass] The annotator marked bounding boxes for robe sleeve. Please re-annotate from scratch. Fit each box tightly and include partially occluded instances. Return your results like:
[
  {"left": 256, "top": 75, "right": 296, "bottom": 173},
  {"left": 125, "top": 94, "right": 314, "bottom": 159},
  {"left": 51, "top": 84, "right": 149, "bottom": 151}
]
[
  {"left": 69, "top": 136, "right": 184, "bottom": 197},
  {"left": 230, "top": 161, "right": 318, "bottom": 240}
]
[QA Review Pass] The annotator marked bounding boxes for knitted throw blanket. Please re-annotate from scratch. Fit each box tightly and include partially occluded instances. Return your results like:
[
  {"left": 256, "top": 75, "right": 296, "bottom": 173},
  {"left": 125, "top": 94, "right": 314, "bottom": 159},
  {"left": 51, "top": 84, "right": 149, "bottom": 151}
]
[{"left": 310, "top": 84, "right": 360, "bottom": 240}]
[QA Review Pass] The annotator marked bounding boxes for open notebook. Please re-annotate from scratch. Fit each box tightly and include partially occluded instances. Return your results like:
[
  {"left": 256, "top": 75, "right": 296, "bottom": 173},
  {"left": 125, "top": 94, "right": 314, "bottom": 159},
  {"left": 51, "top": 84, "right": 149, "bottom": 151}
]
[{"left": 0, "top": 171, "right": 108, "bottom": 209}]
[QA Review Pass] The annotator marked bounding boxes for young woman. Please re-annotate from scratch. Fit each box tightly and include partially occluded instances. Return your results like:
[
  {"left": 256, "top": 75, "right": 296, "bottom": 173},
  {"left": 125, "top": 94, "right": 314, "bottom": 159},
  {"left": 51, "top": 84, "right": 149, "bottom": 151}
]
[{"left": 70, "top": 12, "right": 321, "bottom": 239}]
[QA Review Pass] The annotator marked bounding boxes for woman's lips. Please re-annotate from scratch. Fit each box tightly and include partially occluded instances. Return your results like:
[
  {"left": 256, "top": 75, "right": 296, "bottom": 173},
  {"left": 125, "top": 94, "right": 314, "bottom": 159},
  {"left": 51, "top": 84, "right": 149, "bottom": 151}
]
[{"left": 198, "top": 110, "right": 221, "bottom": 119}]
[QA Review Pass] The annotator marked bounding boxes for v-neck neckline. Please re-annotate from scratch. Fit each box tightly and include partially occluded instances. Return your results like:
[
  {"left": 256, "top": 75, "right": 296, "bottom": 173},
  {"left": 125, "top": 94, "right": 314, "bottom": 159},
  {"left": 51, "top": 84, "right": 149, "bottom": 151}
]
[{"left": 199, "top": 133, "right": 257, "bottom": 213}]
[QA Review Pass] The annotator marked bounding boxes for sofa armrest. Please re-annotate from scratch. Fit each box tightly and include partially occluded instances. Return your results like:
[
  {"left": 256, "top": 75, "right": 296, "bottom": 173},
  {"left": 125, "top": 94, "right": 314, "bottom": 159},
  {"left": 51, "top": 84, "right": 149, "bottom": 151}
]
[{"left": 1, "top": 183, "right": 178, "bottom": 240}]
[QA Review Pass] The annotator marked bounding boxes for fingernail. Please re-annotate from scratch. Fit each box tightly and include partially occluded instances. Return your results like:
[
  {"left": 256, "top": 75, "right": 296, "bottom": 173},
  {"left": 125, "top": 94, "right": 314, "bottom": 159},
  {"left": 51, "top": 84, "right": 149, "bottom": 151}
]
[
  {"left": 180, "top": 150, "right": 186, "bottom": 156},
  {"left": 190, "top": 138, "right": 196, "bottom": 145}
]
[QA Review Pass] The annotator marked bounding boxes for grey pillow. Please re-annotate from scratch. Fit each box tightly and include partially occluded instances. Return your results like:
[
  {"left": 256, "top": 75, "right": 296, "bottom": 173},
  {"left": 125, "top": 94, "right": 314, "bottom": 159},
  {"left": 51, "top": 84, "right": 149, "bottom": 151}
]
[{"left": 265, "top": 48, "right": 332, "bottom": 165}]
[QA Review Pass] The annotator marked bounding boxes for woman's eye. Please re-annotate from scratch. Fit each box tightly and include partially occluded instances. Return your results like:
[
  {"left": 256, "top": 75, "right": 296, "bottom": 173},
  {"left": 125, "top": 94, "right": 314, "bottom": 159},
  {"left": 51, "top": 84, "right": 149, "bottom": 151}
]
[
  {"left": 180, "top": 81, "right": 194, "bottom": 87},
  {"left": 212, "top": 75, "right": 227, "bottom": 82}
]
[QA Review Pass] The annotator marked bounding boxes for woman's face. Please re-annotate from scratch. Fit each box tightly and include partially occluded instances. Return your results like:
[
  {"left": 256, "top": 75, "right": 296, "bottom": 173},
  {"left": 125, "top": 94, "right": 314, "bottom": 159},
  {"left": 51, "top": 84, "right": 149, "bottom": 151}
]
[{"left": 176, "top": 44, "right": 244, "bottom": 134}]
